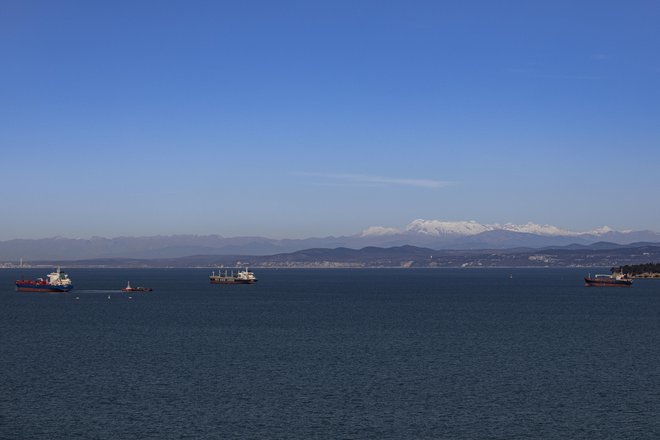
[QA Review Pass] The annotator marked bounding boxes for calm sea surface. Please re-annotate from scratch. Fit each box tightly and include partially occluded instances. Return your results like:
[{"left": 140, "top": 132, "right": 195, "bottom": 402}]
[{"left": 1, "top": 268, "right": 660, "bottom": 439}]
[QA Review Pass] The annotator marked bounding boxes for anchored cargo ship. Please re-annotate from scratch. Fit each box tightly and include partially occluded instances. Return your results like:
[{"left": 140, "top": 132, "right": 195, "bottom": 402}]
[
  {"left": 15, "top": 267, "right": 74, "bottom": 292},
  {"left": 210, "top": 268, "right": 258, "bottom": 284},
  {"left": 584, "top": 273, "right": 632, "bottom": 287}
]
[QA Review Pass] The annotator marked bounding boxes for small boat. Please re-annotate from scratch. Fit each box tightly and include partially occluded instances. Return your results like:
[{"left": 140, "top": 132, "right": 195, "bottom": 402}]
[
  {"left": 210, "top": 267, "right": 258, "bottom": 284},
  {"left": 15, "top": 267, "right": 74, "bottom": 292},
  {"left": 121, "top": 281, "right": 153, "bottom": 292},
  {"left": 584, "top": 273, "right": 632, "bottom": 287}
]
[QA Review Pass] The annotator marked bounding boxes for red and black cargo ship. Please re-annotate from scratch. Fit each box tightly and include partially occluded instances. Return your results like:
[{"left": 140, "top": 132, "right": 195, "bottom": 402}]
[{"left": 584, "top": 273, "right": 633, "bottom": 287}]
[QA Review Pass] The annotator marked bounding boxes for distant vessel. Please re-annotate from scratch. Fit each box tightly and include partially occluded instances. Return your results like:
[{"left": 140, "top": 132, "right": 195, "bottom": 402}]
[
  {"left": 121, "top": 281, "right": 153, "bottom": 292},
  {"left": 210, "top": 268, "right": 258, "bottom": 284},
  {"left": 584, "top": 273, "right": 633, "bottom": 287},
  {"left": 15, "top": 267, "right": 74, "bottom": 292}
]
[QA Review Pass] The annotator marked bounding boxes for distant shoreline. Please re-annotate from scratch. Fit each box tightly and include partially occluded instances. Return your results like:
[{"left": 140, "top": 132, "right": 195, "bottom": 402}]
[
  {"left": 615, "top": 263, "right": 660, "bottom": 278},
  {"left": 0, "top": 262, "right": 624, "bottom": 270},
  {"left": 633, "top": 273, "right": 660, "bottom": 278}
]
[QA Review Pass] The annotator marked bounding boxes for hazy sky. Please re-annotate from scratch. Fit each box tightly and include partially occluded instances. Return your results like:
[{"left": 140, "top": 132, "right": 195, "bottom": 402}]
[{"left": 2, "top": 1, "right": 659, "bottom": 240}]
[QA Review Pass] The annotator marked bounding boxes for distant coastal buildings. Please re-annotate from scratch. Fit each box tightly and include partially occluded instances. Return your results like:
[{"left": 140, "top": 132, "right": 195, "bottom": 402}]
[
  {"left": 1, "top": 263, "right": 27, "bottom": 268},
  {"left": 0, "top": 258, "right": 31, "bottom": 269}
]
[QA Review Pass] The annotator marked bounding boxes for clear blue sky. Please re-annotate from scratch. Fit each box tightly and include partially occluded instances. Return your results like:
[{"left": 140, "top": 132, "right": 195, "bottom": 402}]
[{"left": 1, "top": 0, "right": 659, "bottom": 239}]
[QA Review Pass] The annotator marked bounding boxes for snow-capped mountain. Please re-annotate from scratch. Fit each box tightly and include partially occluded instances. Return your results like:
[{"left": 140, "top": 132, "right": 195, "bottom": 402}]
[
  {"left": 357, "top": 219, "right": 660, "bottom": 250},
  {"left": 497, "top": 222, "right": 578, "bottom": 236},
  {"left": 404, "top": 219, "right": 491, "bottom": 236},
  {"left": 360, "top": 219, "right": 623, "bottom": 238}
]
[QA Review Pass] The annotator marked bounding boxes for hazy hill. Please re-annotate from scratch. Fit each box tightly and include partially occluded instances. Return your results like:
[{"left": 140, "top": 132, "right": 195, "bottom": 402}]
[
  {"left": 1, "top": 222, "right": 659, "bottom": 261},
  {"left": 19, "top": 243, "right": 660, "bottom": 270}
]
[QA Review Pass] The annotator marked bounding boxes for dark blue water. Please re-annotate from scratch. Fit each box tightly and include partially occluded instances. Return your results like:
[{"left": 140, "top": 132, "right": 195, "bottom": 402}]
[{"left": 2, "top": 268, "right": 660, "bottom": 439}]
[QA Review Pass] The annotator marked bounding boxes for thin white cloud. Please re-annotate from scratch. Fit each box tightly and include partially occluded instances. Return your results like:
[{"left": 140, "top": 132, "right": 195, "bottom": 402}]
[{"left": 299, "top": 172, "right": 452, "bottom": 189}]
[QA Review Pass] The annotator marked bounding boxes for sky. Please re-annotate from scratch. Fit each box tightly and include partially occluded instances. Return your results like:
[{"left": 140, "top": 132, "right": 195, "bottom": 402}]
[{"left": 1, "top": 0, "right": 659, "bottom": 240}]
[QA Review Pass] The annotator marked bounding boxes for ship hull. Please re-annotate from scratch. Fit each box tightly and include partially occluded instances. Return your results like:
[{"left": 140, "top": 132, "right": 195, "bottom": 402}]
[
  {"left": 584, "top": 277, "right": 632, "bottom": 287},
  {"left": 210, "top": 278, "right": 257, "bottom": 284},
  {"left": 16, "top": 283, "right": 73, "bottom": 292}
]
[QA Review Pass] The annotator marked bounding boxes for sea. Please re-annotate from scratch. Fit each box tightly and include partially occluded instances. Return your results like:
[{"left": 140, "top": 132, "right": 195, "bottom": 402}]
[{"left": 1, "top": 267, "right": 660, "bottom": 439}]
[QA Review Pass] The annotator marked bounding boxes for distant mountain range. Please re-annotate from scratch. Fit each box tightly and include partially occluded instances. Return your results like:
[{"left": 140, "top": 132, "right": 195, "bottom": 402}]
[
  {"left": 1, "top": 219, "right": 659, "bottom": 261},
  {"left": 13, "top": 242, "right": 660, "bottom": 269}
]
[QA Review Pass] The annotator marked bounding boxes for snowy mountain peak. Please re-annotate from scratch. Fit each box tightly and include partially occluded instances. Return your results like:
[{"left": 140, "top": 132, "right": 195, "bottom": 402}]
[
  {"left": 361, "top": 219, "right": 624, "bottom": 239},
  {"left": 497, "top": 222, "right": 578, "bottom": 237},
  {"left": 587, "top": 226, "right": 614, "bottom": 235},
  {"left": 405, "top": 219, "right": 491, "bottom": 236}
]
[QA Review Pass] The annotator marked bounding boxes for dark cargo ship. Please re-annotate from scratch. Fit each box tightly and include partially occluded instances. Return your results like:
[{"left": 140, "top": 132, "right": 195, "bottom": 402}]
[
  {"left": 210, "top": 268, "right": 258, "bottom": 284},
  {"left": 584, "top": 273, "right": 632, "bottom": 287}
]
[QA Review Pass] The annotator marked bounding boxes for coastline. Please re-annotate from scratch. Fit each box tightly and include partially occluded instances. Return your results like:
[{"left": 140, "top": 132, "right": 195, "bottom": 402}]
[{"left": 633, "top": 273, "right": 660, "bottom": 279}]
